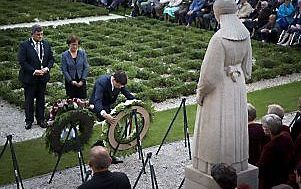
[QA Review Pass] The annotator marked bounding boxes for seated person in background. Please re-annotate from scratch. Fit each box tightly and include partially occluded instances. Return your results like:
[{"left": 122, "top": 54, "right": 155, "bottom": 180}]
[
  {"left": 201, "top": 0, "right": 217, "bottom": 30},
  {"left": 247, "top": 103, "right": 266, "bottom": 166},
  {"left": 249, "top": 1, "right": 272, "bottom": 36},
  {"left": 267, "top": 104, "right": 291, "bottom": 133},
  {"left": 107, "top": 0, "right": 126, "bottom": 11},
  {"left": 89, "top": 71, "right": 135, "bottom": 124},
  {"left": 259, "top": 114, "right": 295, "bottom": 189},
  {"left": 175, "top": 0, "right": 191, "bottom": 25},
  {"left": 163, "top": 0, "right": 182, "bottom": 20},
  {"left": 211, "top": 163, "right": 237, "bottom": 189},
  {"left": 185, "top": 0, "right": 205, "bottom": 26},
  {"left": 237, "top": 0, "right": 254, "bottom": 21},
  {"left": 258, "top": 14, "right": 281, "bottom": 42},
  {"left": 153, "top": 0, "right": 170, "bottom": 19},
  {"left": 61, "top": 35, "right": 89, "bottom": 99},
  {"left": 136, "top": 0, "right": 160, "bottom": 16},
  {"left": 78, "top": 146, "right": 131, "bottom": 189},
  {"left": 276, "top": 0, "right": 295, "bottom": 30},
  {"left": 277, "top": 0, "right": 301, "bottom": 46}
]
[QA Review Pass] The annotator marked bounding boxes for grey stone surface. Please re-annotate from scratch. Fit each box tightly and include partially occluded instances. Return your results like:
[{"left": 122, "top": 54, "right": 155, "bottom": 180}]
[
  {"left": 0, "top": 140, "right": 192, "bottom": 189},
  {"left": 185, "top": 164, "right": 259, "bottom": 189},
  {"left": 0, "top": 14, "right": 126, "bottom": 30}
]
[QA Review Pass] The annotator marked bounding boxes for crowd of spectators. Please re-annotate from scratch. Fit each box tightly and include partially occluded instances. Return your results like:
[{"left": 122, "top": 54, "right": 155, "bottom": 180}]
[
  {"left": 247, "top": 98, "right": 301, "bottom": 189},
  {"left": 80, "top": 0, "right": 301, "bottom": 46}
]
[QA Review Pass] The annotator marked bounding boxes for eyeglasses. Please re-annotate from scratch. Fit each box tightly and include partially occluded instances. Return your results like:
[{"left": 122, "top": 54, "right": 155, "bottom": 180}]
[{"left": 70, "top": 43, "right": 79, "bottom": 46}]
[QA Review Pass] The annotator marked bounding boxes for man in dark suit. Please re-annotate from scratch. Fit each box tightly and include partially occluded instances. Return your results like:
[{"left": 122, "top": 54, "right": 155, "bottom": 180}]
[
  {"left": 18, "top": 24, "right": 54, "bottom": 129},
  {"left": 89, "top": 71, "right": 135, "bottom": 124},
  {"left": 78, "top": 146, "right": 131, "bottom": 189}
]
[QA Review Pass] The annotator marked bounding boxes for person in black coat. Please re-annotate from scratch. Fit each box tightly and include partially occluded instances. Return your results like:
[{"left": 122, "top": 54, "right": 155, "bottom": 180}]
[
  {"left": 259, "top": 114, "right": 295, "bottom": 189},
  {"left": 61, "top": 35, "right": 89, "bottom": 99},
  {"left": 89, "top": 71, "right": 135, "bottom": 124},
  {"left": 18, "top": 24, "right": 54, "bottom": 129},
  {"left": 247, "top": 103, "right": 267, "bottom": 166},
  {"left": 78, "top": 146, "right": 131, "bottom": 189}
]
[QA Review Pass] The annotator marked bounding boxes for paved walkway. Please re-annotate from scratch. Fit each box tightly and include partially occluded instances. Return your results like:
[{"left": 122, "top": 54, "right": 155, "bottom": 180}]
[
  {"left": 0, "top": 73, "right": 300, "bottom": 145},
  {"left": 0, "top": 14, "right": 126, "bottom": 30}
]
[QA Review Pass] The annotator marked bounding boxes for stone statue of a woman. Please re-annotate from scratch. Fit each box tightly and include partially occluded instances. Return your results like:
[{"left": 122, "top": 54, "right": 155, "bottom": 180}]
[{"left": 192, "top": 0, "right": 253, "bottom": 175}]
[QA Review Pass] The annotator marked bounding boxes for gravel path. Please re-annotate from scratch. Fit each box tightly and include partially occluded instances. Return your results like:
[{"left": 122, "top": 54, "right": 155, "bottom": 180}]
[
  {"left": 0, "top": 140, "right": 191, "bottom": 189},
  {"left": 0, "top": 14, "right": 125, "bottom": 30},
  {"left": 0, "top": 73, "right": 300, "bottom": 145},
  {"left": 0, "top": 113, "right": 297, "bottom": 189},
  {"left": 155, "top": 72, "right": 301, "bottom": 111}
]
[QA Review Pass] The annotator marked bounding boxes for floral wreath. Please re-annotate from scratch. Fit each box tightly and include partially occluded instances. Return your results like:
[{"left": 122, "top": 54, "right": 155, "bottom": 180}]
[
  {"left": 94, "top": 99, "right": 153, "bottom": 153},
  {"left": 45, "top": 98, "right": 95, "bottom": 154}
]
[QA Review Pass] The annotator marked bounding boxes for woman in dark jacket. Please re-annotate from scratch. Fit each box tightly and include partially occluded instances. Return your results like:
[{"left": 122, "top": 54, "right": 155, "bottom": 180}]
[{"left": 61, "top": 35, "right": 89, "bottom": 99}]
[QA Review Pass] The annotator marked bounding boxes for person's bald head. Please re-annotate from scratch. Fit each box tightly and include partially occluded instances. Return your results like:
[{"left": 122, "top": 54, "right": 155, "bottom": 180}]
[{"left": 89, "top": 146, "right": 112, "bottom": 171}]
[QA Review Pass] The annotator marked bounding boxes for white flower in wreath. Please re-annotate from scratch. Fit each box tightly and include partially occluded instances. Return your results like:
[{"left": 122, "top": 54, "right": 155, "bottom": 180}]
[{"left": 73, "top": 102, "right": 78, "bottom": 109}]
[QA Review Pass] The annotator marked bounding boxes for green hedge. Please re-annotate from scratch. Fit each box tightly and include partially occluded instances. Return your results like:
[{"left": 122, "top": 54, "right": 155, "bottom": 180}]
[
  {"left": 0, "top": 0, "right": 108, "bottom": 25},
  {"left": 0, "top": 17, "right": 300, "bottom": 106}
]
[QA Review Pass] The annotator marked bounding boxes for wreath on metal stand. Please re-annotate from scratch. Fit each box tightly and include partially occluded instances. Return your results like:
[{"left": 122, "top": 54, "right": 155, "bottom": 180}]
[
  {"left": 45, "top": 98, "right": 95, "bottom": 154},
  {"left": 95, "top": 100, "right": 153, "bottom": 155},
  {"left": 45, "top": 99, "right": 153, "bottom": 155}
]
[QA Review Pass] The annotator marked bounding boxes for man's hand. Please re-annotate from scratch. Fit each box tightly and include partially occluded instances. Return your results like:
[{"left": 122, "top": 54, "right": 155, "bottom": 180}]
[
  {"left": 71, "top": 81, "right": 78, "bottom": 86},
  {"left": 187, "top": 10, "right": 194, "bottom": 15},
  {"left": 71, "top": 81, "right": 84, "bottom": 87},
  {"left": 34, "top": 69, "right": 44, "bottom": 76},
  {"left": 103, "top": 113, "right": 116, "bottom": 125},
  {"left": 42, "top": 67, "right": 49, "bottom": 74},
  {"left": 78, "top": 81, "right": 84, "bottom": 87}
]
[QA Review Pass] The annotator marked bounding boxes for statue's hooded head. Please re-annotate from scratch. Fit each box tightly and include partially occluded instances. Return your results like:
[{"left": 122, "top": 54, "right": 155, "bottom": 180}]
[{"left": 213, "top": 0, "right": 237, "bottom": 22}]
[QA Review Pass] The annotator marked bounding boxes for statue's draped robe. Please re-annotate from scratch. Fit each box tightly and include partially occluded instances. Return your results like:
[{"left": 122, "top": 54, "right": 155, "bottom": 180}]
[{"left": 193, "top": 14, "right": 252, "bottom": 174}]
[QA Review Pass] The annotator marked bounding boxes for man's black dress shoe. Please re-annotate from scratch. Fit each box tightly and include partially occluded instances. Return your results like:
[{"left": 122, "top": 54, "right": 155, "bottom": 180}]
[
  {"left": 25, "top": 123, "right": 32, "bottom": 130},
  {"left": 37, "top": 121, "right": 47, "bottom": 128},
  {"left": 111, "top": 156, "right": 123, "bottom": 164}
]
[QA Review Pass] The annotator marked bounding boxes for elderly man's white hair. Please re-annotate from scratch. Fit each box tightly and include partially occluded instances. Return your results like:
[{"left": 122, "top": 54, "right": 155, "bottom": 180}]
[
  {"left": 267, "top": 104, "right": 285, "bottom": 119},
  {"left": 262, "top": 114, "right": 283, "bottom": 135},
  {"left": 261, "top": 1, "right": 269, "bottom": 8}
]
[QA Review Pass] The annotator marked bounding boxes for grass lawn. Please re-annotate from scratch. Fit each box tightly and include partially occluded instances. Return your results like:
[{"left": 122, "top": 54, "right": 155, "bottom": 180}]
[
  {"left": 0, "top": 0, "right": 108, "bottom": 25},
  {"left": 0, "top": 17, "right": 300, "bottom": 107},
  {"left": 0, "top": 81, "right": 300, "bottom": 186}
]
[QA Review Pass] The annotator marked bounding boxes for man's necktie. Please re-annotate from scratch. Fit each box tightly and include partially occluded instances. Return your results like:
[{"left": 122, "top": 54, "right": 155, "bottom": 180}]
[{"left": 35, "top": 42, "right": 40, "bottom": 60}]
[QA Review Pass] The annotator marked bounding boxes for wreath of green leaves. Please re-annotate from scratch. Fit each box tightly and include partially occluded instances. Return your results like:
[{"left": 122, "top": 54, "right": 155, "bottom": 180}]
[
  {"left": 45, "top": 109, "right": 95, "bottom": 154},
  {"left": 95, "top": 99, "right": 154, "bottom": 155}
]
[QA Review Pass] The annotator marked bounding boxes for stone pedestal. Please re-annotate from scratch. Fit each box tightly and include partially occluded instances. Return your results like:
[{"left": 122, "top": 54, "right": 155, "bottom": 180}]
[{"left": 185, "top": 164, "right": 258, "bottom": 189}]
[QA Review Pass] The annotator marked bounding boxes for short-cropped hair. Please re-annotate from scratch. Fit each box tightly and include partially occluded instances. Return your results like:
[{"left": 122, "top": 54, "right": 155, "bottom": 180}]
[
  {"left": 113, "top": 70, "right": 127, "bottom": 85},
  {"left": 31, "top": 24, "right": 43, "bottom": 35},
  {"left": 66, "top": 35, "right": 81, "bottom": 45},
  {"left": 211, "top": 163, "right": 237, "bottom": 189},
  {"left": 271, "top": 184, "right": 293, "bottom": 189},
  {"left": 262, "top": 114, "right": 282, "bottom": 135},
  {"left": 247, "top": 103, "right": 256, "bottom": 122},
  {"left": 89, "top": 146, "right": 111, "bottom": 170},
  {"left": 267, "top": 104, "right": 284, "bottom": 119}
]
